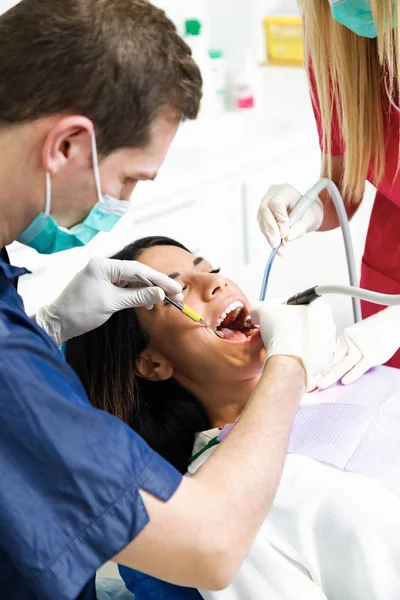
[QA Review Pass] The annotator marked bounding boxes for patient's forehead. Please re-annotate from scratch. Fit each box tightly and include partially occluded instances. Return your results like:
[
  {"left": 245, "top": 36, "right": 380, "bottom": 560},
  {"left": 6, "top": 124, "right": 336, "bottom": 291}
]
[{"left": 138, "top": 245, "right": 195, "bottom": 276}]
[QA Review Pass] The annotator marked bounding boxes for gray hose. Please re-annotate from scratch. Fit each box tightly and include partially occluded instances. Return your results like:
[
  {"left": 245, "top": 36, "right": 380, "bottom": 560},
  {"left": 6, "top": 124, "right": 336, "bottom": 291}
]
[
  {"left": 316, "top": 285, "right": 400, "bottom": 306},
  {"left": 296, "top": 179, "right": 362, "bottom": 322}
]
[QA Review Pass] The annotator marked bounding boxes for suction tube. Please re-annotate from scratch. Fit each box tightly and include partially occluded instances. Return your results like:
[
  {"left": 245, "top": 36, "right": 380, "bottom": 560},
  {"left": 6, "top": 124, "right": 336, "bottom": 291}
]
[
  {"left": 295, "top": 179, "right": 362, "bottom": 322},
  {"left": 260, "top": 178, "right": 399, "bottom": 320},
  {"left": 260, "top": 179, "right": 362, "bottom": 320},
  {"left": 259, "top": 247, "right": 280, "bottom": 301},
  {"left": 287, "top": 285, "right": 400, "bottom": 307}
]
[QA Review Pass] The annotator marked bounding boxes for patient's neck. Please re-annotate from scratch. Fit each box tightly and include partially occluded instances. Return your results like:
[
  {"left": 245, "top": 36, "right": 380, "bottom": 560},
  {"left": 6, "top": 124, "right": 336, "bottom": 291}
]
[{"left": 182, "top": 374, "right": 260, "bottom": 429}]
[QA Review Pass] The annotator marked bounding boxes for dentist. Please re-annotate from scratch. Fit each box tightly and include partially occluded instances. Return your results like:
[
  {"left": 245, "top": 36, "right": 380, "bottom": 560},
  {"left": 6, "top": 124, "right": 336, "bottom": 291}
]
[
  {"left": 0, "top": 2, "right": 337, "bottom": 600},
  {"left": 258, "top": 0, "right": 400, "bottom": 386}
]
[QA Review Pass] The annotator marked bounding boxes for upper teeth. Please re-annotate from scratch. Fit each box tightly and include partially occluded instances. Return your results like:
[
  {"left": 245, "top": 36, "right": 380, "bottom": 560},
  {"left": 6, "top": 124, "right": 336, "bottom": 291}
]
[{"left": 215, "top": 301, "right": 244, "bottom": 328}]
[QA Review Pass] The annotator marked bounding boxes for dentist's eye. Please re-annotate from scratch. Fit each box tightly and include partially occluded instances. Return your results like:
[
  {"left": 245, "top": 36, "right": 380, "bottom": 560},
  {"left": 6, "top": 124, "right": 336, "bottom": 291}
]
[{"left": 210, "top": 268, "right": 221, "bottom": 274}]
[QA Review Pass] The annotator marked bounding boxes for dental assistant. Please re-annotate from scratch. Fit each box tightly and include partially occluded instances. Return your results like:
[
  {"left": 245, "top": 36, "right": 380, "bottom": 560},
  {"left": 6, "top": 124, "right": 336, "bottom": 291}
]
[
  {"left": 0, "top": 2, "right": 337, "bottom": 600},
  {"left": 259, "top": 0, "right": 400, "bottom": 385}
]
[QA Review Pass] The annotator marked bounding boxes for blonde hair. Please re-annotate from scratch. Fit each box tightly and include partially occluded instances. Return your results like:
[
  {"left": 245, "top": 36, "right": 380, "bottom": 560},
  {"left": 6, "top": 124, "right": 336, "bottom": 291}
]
[{"left": 299, "top": 0, "right": 400, "bottom": 202}]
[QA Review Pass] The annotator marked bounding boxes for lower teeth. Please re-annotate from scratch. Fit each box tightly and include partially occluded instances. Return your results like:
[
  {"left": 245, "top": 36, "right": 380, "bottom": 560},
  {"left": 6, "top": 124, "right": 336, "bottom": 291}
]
[{"left": 245, "top": 327, "right": 259, "bottom": 337}]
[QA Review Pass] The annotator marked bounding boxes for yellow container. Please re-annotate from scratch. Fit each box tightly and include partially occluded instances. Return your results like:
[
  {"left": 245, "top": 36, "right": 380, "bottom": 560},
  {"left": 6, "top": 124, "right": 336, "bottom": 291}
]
[{"left": 263, "top": 16, "right": 303, "bottom": 66}]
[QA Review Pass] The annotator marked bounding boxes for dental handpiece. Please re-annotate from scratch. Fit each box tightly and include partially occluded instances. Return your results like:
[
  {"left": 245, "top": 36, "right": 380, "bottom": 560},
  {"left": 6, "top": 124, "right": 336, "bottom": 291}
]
[
  {"left": 286, "top": 285, "right": 400, "bottom": 307},
  {"left": 260, "top": 179, "right": 362, "bottom": 323},
  {"left": 135, "top": 273, "right": 225, "bottom": 338}
]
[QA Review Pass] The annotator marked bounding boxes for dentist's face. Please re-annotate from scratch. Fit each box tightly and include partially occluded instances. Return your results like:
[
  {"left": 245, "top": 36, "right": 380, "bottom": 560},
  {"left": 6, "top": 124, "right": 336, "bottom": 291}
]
[
  {"left": 50, "top": 111, "right": 179, "bottom": 228},
  {"left": 136, "top": 245, "right": 265, "bottom": 387}
]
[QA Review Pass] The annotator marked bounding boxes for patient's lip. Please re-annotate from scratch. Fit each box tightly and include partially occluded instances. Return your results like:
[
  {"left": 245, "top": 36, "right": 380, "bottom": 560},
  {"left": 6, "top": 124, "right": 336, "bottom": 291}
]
[{"left": 212, "top": 294, "right": 249, "bottom": 329}]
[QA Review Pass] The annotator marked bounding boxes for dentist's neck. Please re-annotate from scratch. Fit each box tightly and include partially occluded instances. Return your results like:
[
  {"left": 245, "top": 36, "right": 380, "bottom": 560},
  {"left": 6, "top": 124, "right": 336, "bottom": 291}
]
[{"left": 0, "top": 122, "right": 48, "bottom": 247}]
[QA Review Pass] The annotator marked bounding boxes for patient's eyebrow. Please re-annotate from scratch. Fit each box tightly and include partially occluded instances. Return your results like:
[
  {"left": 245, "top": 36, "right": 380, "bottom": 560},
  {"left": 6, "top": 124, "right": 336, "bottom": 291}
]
[{"left": 168, "top": 257, "right": 204, "bottom": 279}]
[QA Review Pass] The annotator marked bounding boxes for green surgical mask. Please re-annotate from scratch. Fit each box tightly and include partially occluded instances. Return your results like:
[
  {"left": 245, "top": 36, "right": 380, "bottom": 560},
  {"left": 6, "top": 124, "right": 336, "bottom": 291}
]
[
  {"left": 329, "top": 0, "right": 378, "bottom": 38},
  {"left": 18, "top": 131, "right": 131, "bottom": 254}
]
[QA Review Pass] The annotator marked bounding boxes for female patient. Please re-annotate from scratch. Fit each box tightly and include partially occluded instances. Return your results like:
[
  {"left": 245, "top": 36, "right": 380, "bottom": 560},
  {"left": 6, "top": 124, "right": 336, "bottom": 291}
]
[{"left": 67, "top": 236, "right": 400, "bottom": 600}]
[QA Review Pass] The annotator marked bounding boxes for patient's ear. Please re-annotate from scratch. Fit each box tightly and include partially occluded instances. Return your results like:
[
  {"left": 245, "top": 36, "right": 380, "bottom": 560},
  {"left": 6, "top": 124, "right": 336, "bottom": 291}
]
[{"left": 136, "top": 348, "right": 174, "bottom": 382}]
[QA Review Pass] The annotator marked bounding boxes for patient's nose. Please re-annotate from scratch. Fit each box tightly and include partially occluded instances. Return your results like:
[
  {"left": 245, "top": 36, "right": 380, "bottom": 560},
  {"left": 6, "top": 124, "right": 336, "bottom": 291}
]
[{"left": 202, "top": 274, "right": 228, "bottom": 301}]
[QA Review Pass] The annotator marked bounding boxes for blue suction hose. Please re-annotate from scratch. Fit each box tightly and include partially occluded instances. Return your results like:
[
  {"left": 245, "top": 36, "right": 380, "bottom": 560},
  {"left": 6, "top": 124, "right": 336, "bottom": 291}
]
[
  {"left": 259, "top": 246, "right": 280, "bottom": 301},
  {"left": 259, "top": 182, "right": 326, "bottom": 303}
]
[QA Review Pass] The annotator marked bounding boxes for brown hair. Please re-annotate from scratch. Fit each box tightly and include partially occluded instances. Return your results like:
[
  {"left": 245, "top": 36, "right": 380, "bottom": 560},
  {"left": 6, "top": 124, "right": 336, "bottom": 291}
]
[
  {"left": 299, "top": 0, "right": 400, "bottom": 201},
  {"left": 0, "top": 0, "right": 202, "bottom": 154}
]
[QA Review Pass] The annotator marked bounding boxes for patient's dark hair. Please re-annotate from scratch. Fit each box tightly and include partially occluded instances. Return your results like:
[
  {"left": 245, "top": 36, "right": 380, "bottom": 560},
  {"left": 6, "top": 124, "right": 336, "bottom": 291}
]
[{"left": 66, "top": 236, "right": 210, "bottom": 473}]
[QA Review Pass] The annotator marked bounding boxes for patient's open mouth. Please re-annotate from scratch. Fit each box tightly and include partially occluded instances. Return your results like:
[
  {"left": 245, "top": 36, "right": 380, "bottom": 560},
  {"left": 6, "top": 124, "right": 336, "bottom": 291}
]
[{"left": 214, "top": 300, "right": 259, "bottom": 342}]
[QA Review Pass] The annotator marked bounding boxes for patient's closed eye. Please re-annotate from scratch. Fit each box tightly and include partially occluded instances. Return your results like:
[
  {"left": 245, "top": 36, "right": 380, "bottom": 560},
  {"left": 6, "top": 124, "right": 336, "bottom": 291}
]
[{"left": 163, "top": 268, "right": 221, "bottom": 306}]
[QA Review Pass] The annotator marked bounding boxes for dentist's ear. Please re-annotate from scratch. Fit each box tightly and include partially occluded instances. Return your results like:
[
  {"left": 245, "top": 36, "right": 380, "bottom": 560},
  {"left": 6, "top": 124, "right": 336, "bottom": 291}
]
[
  {"left": 41, "top": 115, "right": 94, "bottom": 175},
  {"left": 136, "top": 348, "right": 174, "bottom": 382}
]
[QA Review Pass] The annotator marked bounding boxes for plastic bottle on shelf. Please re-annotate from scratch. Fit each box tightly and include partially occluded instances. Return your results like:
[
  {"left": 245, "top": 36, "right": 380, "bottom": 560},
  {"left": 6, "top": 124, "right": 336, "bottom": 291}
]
[
  {"left": 184, "top": 18, "right": 217, "bottom": 115},
  {"left": 234, "top": 50, "right": 257, "bottom": 110},
  {"left": 209, "top": 49, "right": 227, "bottom": 113}
]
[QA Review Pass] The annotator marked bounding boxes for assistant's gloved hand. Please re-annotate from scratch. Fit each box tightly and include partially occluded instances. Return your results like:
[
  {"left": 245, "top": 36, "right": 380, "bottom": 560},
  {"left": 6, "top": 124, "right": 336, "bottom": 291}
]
[
  {"left": 258, "top": 184, "right": 324, "bottom": 251},
  {"left": 251, "top": 299, "right": 336, "bottom": 390},
  {"left": 36, "top": 258, "right": 183, "bottom": 346},
  {"left": 316, "top": 306, "right": 400, "bottom": 389}
]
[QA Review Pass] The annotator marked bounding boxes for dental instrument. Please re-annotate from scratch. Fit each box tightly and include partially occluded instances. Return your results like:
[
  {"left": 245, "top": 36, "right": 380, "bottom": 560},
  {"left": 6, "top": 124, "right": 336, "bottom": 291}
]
[
  {"left": 135, "top": 272, "right": 225, "bottom": 338},
  {"left": 286, "top": 285, "right": 400, "bottom": 307},
  {"left": 260, "top": 179, "right": 346, "bottom": 304},
  {"left": 260, "top": 178, "right": 400, "bottom": 317},
  {"left": 260, "top": 179, "right": 361, "bottom": 321}
]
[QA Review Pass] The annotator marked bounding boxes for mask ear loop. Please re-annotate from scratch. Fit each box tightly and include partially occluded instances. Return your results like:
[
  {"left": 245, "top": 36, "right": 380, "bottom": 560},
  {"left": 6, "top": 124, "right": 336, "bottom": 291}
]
[
  {"left": 44, "top": 172, "right": 52, "bottom": 216},
  {"left": 91, "top": 129, "right": 103, "bottom": 204}
]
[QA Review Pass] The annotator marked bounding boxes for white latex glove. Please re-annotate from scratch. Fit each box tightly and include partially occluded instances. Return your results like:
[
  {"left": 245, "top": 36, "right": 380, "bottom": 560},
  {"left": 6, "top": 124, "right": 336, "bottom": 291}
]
[
  {"left": 317, "top": 306, "right": 400, "bottom": 389},
  {"left": 36, "top": 257, "right": 184, "bottom": 346},
  {"left": 251, "top": 298, "right": 336, "bottom": 390},
  {"left": 258, "top": 184, "right": 324, "bottom": 252}
]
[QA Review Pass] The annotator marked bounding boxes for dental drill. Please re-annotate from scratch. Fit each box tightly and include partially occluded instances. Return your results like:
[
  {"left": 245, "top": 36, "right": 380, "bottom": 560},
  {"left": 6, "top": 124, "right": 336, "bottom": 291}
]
[
  {"left": 286, "top": 285, "right": 400, "bottom": 307},
  {"left": 259, "top": 178, "right": 400, "bottom": 321}
]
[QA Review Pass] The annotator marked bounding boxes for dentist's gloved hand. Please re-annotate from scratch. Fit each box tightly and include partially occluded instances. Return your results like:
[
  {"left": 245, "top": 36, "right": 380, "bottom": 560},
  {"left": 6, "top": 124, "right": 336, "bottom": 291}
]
[
  {"left": 258, "top": 184, "right": 324, "bottom": 251},
  {"left": 251, "top": 299, "right": 336, "bottom": 390},
  {"left": 317, "top": 306, "right": 400, "bottom": 389},
  {"left": 36, "top": 258, "right": 184, "bottom": 346}
]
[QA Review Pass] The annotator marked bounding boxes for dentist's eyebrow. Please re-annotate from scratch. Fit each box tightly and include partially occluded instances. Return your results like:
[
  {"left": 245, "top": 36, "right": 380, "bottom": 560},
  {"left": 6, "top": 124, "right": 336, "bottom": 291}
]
[{"left": 168, "top": 257, "right": 204, "bottom": 279}]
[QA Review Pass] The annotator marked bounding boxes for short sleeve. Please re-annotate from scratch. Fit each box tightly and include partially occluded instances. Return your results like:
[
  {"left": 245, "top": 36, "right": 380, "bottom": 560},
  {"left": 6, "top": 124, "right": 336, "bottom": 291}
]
[
  {"left": 0, "top": 331, "right": 182, "bottom": 600},
  {"left": 308, "top": 61, "right": 345, "bottom": 156}
]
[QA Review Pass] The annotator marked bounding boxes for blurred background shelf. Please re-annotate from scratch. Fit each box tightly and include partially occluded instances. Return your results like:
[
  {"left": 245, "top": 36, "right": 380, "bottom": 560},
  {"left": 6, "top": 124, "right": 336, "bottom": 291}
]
[{"left": 261, "top": 59, "right": 303, "bottom": 67}]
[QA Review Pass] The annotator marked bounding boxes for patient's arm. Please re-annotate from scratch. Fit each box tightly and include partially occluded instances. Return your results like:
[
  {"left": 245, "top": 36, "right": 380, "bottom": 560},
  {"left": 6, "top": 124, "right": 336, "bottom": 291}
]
[{"left": 115, "top": 356, "right": 306, "bottom": 590}]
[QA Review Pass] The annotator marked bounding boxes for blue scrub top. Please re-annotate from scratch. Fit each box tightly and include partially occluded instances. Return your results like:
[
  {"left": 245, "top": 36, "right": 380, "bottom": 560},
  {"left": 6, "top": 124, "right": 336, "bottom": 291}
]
[{"left": 0, "top": 251, "right": 182, "bottom": 600}]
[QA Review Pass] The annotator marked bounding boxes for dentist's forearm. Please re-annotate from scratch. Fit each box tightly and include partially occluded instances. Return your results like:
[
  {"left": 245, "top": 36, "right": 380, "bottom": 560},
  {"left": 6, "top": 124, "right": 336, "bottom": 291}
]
[
  {"left": 116, "top": 356, "right": 306, "bottom": 589},
  {"left": 194, "top": 356, "right": 305, "bottom": 553}
]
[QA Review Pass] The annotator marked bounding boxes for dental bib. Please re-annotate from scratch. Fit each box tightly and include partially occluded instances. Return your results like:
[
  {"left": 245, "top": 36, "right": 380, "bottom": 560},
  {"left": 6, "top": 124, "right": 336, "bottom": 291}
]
[{"left": 192, "top": 366, "right": 400, "bottom": 498}]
